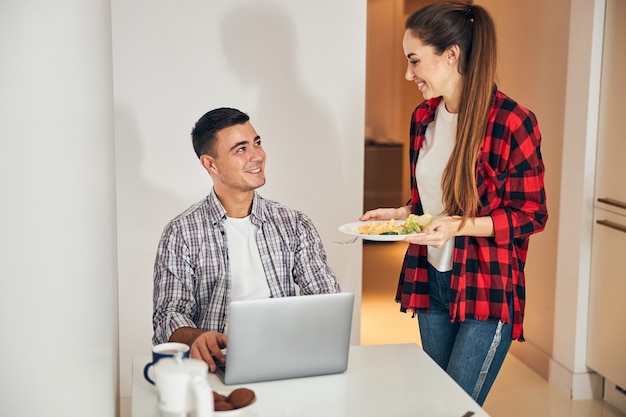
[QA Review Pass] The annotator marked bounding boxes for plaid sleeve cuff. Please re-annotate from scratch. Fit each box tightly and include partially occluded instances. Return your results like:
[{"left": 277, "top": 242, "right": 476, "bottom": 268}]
[{"left": 490, "top": 209, "right": 511, "bottom": 245}]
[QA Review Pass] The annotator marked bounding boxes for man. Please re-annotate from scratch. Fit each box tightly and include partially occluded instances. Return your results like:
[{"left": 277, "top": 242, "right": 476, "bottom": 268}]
[{"left": 152, "top": 107, "right": 340, "bottom": 371}]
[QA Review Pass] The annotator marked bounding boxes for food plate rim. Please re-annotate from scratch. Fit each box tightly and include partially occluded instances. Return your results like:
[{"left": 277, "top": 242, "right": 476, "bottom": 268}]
[{"left": 338, "top": 221, "right": 425, "bottom": 241}]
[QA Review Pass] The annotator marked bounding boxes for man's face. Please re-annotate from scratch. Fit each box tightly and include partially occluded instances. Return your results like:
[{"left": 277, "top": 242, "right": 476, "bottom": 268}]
[{"left": 202, "top": 122, "right": 266, "bottom": 193}]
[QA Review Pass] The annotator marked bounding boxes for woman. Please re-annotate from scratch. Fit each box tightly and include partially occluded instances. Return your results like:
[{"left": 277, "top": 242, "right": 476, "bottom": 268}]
[{"left": 360, "top": 1, "right": 548, "bottom": 405}]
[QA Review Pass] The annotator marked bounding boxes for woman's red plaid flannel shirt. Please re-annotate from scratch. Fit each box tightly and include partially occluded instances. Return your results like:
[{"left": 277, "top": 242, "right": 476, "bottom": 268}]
[{"left": 396, "top": 90, "right": 548, "bottom": 341}]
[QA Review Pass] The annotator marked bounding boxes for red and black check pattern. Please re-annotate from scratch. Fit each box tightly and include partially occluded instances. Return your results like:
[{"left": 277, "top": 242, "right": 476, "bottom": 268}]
[{"left": 396, "top": 90, "right": 548, "bottom": 341}]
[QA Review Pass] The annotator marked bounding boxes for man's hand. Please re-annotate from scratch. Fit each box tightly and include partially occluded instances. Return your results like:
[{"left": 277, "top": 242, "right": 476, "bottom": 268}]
[
  {"left": 190, "top": 331, "right": 228, "bottom": 372},
  {"left": 169, "top": 327, "right": 228, "bottom": 372}
]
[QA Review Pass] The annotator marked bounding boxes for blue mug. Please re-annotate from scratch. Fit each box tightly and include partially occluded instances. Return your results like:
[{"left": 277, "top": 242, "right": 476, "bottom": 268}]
[{"left": 143, "top": 342, "right": 190, "bottom": 385}]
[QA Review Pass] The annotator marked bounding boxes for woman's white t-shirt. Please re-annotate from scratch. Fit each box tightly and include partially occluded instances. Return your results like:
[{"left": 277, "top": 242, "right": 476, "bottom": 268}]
[{"left": 415, "top": 100, "right": 456, "bottom": 272}]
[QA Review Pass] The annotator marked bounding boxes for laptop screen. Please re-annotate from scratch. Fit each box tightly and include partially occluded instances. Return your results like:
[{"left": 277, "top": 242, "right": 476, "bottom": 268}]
[{"left": 217, "top": 292, "right": 354, "bottom": 385}]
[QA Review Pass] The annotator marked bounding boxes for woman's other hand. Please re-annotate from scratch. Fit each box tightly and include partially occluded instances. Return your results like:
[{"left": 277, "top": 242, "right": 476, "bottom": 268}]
[
  {"left": 404, "top": 215, "right": 494, "bottom": 247},
  {"left": 404, "top": 216, "right": 460, "bottom": 248}
]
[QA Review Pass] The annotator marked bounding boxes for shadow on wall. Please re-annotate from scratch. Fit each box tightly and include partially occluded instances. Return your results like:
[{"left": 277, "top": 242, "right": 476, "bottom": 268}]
[
  {"left": 114, "top": 103, "right": 190, "bottom": 353},
  {"left": 219, "top": 3, "right": 342, "bottom": 217}
]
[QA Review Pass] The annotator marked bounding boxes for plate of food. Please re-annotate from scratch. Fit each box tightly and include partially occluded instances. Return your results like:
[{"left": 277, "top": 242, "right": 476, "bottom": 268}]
[{"left": 338, "top": 213, "right": 432, "bottom": 242}]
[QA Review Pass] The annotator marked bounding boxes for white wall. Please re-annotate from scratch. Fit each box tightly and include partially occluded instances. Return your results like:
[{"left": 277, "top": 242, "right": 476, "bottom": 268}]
[
  {"left": 0, "top": 1, "right": 118, "bottom": 416},
  {"left": 111, "top": 0, "right": 366, "bottom": 412}
]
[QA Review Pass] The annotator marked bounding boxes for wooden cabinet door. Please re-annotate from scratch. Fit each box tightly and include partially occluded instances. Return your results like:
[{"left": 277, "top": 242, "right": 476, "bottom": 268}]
[
  {"left": 594, "top": 0, "right": 626, "bottom": 204},
  {"left": 587, "top": 208, "right": 626, "bottom": 389}
]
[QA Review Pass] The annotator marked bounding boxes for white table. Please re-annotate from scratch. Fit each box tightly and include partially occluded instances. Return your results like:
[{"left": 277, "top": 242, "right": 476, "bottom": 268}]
[{"left": 132, "top": 343, "right": 490, "bottom": 417}]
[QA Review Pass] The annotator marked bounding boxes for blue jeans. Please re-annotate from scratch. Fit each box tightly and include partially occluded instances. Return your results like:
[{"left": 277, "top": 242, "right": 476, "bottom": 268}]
[{"left": 417, "top": 263, "right": 512, "bottom": 406}]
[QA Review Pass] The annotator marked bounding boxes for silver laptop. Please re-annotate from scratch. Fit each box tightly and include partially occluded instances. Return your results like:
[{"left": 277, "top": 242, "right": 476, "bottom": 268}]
[{"left": 217, "top": 292, "right": 354, "bottom": 385}]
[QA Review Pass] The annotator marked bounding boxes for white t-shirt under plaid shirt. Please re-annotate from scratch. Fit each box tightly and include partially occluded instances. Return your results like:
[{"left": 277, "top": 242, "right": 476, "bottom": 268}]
[{"left": 152, "top": 189, "right": 341, "bottom": 345}]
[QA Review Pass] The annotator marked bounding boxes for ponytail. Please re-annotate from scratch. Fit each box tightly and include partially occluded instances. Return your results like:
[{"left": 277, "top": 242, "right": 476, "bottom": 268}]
[{"left": 406, "top": 2, "right": 497, "bottom": 225}]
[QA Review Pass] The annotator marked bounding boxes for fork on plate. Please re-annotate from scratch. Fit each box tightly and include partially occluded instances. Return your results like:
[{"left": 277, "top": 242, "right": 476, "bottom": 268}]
[{"left": 332, "top": 237, "right": 358, "bottom": 245}]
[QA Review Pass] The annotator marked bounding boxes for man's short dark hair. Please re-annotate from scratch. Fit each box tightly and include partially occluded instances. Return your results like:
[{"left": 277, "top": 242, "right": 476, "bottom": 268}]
[{"left": 191, "top": 107, "right": 250, "bottom": 158}]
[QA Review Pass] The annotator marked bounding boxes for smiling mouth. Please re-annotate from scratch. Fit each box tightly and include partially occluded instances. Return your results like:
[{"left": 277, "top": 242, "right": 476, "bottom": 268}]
[{"left": 247, "top": 167, "right": 263, "bottom": 174}]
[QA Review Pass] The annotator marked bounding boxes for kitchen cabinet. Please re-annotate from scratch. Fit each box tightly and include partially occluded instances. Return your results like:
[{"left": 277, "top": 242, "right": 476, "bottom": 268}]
[
  {"left": 587, "top": 208, "right": 626, "bottom": 389},
  {"left": 586, "top": 0, "right": 626, "bottom": 408},
  {"left": 363, "top": 142, "right": 404, "bottom": 212},
  {"left": 592, "top": 0, "right": 626, "bottom": 205}
]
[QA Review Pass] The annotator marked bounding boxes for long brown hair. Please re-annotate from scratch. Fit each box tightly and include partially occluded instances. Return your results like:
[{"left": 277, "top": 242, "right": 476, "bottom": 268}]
[{"left": 406, "top": 2, "right": 497, "bottom": 223}]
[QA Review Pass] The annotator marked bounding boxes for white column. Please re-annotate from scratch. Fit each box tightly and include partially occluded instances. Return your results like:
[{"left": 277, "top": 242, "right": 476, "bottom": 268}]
[
  {"left": 0, "top": 1, "right": 118, "bottom": 416},
  {"left": 551, "top": 0, "right": 605, "bottom": 400}
]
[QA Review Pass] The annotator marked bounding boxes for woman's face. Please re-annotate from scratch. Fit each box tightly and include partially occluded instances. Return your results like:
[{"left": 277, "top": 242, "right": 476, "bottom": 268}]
[{"left": 402, "top": 30, "right": 461, "bottom": 106}]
